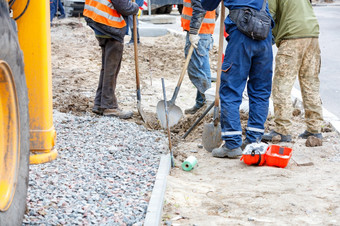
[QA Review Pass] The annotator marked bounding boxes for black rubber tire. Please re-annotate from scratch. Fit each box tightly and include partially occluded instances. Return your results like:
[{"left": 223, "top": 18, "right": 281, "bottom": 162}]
[
  {"left": 177, "top": 4, "right": 183, "bottom": 14},
  {"left": 156, "top": 6, "right": 166, "bottom": 14},
  {"left": 163, "top": 5, "right": 173, "bottom": 14},
  {"left": 0, "top": 2, "right": 30, "bottom": 226}
]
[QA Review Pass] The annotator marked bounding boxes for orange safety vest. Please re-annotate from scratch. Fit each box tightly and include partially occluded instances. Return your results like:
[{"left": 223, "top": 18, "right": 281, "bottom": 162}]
[
  {"left": 83, "top": 0, "right": 126, "bottom": 28},
  {"left": 181, "top": 0, "right": 216, "bottom": 34}
]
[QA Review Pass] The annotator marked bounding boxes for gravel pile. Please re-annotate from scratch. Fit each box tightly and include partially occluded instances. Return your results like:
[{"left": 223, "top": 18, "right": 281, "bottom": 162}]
[{"left": 23, "top": 111, "right": 167, "bottom": 225}]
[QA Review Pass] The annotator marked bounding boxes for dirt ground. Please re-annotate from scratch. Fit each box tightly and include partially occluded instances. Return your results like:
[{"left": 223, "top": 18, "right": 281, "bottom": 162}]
[{"left": 51, "top": 18, "right": 340, "bottom": 225}]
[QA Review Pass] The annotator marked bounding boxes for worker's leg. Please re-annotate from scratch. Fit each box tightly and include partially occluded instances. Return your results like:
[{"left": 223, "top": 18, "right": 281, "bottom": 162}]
[
  {"left": 184, "top": 33, "right": 212, "bottom": 108},
  {"left": 219, "top": 29, "right": 251, "bottom": 149},
  {"left": 128, "top": 15, "right": 140, "bottom": 44},
  {"left": 94, "top": 37, "right": 106, "bottom": 108},
  {"left": 298, "top": 38, "right": 323, "bottom": 133},
  {"left": 272, "top": 39, "right": 303, "bottom": 135},
  {"left": 246, "top": 33, "right": 273, "bottom": 143},
  {"left": 50, "top": 0, "right": 56, "bottom": 22},
  {"left": 58, "top": 0, "right": 65, "bottom": 17},
  {"left": 99, "top": 38, "right": 123, "bottom": 109}
]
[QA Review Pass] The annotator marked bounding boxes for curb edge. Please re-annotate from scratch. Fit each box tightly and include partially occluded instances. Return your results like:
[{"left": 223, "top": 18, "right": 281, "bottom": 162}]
[{"left": 144, "top": 153, "right": 171, "bottom": 226}]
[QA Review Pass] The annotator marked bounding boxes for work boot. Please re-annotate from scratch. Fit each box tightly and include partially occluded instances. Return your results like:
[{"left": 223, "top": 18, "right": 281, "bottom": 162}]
[
  {"left": 262, "top": 130, "right": 292, "bottom": 142},
  {"left": 212, "top": 145, "right": 242, "bottom": 158},
  {"left": 92, "top": 106, "right": 104, "bottom": 115},
  {"left": 184, "top": 105, "right": 202, "bottom": 115},
  {"left": 58, "top": 14, "right": 66, "bottom": 19},
  {"left": 298, "top": 130, "right": 323, "bottom": 139},
  {"left": 103, "top": 108, "right": 133, "bottom": 119}
]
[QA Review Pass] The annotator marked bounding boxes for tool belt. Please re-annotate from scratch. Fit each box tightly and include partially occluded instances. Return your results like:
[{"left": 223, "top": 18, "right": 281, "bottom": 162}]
[{"left": 229, "top": 0, "right": 271, "bottom": 41}]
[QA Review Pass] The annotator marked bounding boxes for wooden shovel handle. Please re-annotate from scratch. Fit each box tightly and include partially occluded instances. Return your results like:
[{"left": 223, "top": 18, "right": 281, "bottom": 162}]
[
  {"left": 132, "top": 1, "right": 140, "bottom": 92},
  {"left": 170, "top": 17, "right": 205, "bottom": 103},
  {"left": 214, "top": 2, "right": 225, "bottom": 107}
]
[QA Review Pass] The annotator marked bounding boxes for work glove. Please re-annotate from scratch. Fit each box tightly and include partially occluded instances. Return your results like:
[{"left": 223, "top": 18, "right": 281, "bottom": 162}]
[{"left": 189, "top": 34, "right": 200, "bottom": 49}]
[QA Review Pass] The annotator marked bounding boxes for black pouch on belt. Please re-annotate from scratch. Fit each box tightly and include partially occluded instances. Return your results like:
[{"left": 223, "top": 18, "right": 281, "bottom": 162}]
[{"left": 229, "top": 0, "right": 271, "bottom": 41}]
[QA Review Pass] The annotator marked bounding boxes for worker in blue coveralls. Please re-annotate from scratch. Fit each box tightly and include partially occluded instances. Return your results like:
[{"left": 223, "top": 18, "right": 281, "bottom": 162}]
[{"left": 201, "top": 0, "right": 274, "bottom": 158}]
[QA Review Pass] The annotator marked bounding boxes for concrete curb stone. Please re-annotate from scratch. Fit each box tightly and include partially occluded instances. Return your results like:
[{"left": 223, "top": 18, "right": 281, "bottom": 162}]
[{"left": 144, "top": 154, "right": 171, "bottom": 226}]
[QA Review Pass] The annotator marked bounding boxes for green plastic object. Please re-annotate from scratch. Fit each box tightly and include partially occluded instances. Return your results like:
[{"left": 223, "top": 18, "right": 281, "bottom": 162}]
[{"left": 182, "top": 156, "right": 198, "bottom": 171}]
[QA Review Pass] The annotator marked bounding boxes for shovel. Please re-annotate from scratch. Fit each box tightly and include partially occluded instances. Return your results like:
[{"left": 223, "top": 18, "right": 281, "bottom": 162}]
[
  {"left": 202, "top": 3, "right": 225, "bottom": 152},
  {"left": 156, "top": 19, "right": 206, "bottom": 129},
  {"left": 156, "top": 45, "right": 195, "bottom": 128},
  {"left": 161, "top": 78, "right": 175, "bottom": 168},
  {"left": 133, "top": 2, "right": 147, "bottom": 123}
]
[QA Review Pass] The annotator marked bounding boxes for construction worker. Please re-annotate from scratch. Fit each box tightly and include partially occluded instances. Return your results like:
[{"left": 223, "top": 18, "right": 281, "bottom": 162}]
[
  {"left": 126, "top": 0, "right": 144, "bottom": 44},
  {"left": 262, "top": 0, "right": 323, "bottom": 142},
  {"left": 181, "top": 0, "right": 216, "bottom": 115},
  {"left": 83, "top": 0, "right": 139, "bottom": 119},
  {"left": 201, "top": 0, "right": 274, "bottom": 158}
]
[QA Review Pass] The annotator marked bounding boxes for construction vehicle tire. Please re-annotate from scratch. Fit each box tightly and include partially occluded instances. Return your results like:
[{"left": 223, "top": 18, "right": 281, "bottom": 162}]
[
  {"left": 178, "top": 4, "right": 183, "bottom": 14},
  {"left": 0, "top": 2, "right": 30, "bottom": 226}
]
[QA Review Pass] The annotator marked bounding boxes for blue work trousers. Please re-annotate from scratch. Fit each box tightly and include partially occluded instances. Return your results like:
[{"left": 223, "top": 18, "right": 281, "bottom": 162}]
[
  {"left": 184, "top": 32, "right": 213, "bottom": 108},
  {"left": 50, "top": 0, "right": 56, "bottom": 22},
  {"left": 220, "top": 28, "right": 273, "bottom": 149}
]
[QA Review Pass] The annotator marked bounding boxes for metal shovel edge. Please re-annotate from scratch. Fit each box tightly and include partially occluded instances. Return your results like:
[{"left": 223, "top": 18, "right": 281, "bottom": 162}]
[{"left": 202, "top": 3, "right": 225, "bottom": 152}]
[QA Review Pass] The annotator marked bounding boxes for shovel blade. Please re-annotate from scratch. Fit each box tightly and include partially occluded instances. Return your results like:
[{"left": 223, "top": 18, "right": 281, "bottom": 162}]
[
  {"left": 202, "top": 123, "right": 222, "bottom": 152},
  {"left": 156, "top": 100, "right": 183, "bottom": 129},
  {"left": 137, "top": 100, "right": 148, "bottom": 123}
]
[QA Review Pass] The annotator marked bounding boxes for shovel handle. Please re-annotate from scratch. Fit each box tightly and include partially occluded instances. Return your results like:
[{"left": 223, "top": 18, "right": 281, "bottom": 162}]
[
  {"left": 133, "top": 1, "right": 141, "bottom": 94},
  {"left": 170, "top": 44, "right": 194, "bottom": 103},
  {"left": 214, "top": 2, "right": 225, "bottom": 107},
  {"left": 162, "top": 78, "right": 173, "bottom": 165},
  {"left": 170, "top": 17, "right": 205, "bottom": 104},
  {"left": 213, "top": 2, "right": 225, "bottom": 124},
  {"left": 183, "top": 102, "right": 214, "bottom": 139}
]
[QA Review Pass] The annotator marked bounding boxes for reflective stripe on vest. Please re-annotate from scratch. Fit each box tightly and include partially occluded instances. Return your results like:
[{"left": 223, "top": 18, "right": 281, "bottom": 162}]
[
  {"left": 84, "top": 0, "right": 126, "bottom": 28},
  {"left": 181, "top": 0, "right": 215, "bottom": 34}
]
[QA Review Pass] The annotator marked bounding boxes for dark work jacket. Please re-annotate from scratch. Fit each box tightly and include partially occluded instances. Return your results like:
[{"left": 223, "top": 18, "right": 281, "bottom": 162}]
[
  {"left": 201, "top": 0, "right": 273, "bottom": 35},
  {"left": 85, "top": 0, "right": 139, "bottom": 43}
]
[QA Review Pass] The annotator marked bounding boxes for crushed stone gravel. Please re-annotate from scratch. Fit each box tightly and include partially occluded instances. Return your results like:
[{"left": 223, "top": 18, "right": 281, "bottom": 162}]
[{"left": 23, "top": 111, "right": 167, "bottom": 225}]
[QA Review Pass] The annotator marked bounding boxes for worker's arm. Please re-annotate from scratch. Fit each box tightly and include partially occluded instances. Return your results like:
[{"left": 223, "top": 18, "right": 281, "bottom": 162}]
[
  {"left": 201, "top": 0, "right": 220, "bottom": 11},
  {"left": 113, "top": 0, "right": 139, "bottom": 16},
  {"left": 190, "top": 0, "right": 206, "bottom": 35}
]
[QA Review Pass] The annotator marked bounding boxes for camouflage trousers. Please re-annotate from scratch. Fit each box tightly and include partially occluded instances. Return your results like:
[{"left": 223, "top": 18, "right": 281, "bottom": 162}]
[{"left": 273, "top": 38, "right": 323, "bottom": 135}]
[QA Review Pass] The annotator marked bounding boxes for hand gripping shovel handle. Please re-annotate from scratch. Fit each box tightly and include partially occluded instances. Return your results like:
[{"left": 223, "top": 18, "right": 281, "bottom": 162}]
[
  {"left": 213, "top": 2, "right": 225, "bottom": 126},
  {"left": 161, "top": 78, "right": 175, "bottom": 168},
  {"left": 169, "top": 17, "right": 206, "bottom": 104}
]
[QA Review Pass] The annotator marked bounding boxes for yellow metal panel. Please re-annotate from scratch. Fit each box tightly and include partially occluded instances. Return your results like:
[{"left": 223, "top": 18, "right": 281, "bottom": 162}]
[{"left": 12, "top": 0, "right": 57, "bottom": 161}]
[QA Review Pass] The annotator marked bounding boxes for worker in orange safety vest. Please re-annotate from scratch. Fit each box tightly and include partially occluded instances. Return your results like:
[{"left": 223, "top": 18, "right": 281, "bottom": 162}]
[
  {"left": 181, "top": 0, "right": 217, "bottom": 115},
  {"left": 83, "top": 0, "right": 139, "bottom": 119}
]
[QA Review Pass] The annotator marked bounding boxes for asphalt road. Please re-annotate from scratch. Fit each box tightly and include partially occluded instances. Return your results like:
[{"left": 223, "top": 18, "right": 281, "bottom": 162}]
[{"left": 140, "top": 5, "right": 340, "bottom": 118}]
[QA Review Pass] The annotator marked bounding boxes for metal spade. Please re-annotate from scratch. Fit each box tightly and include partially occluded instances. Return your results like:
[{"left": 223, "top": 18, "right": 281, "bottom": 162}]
[
  {"left": 156, "top": 44, "right": 195, "bottom": 128},
  {"left": 202, "top": 3, "right": 225, "bottom": 152}
]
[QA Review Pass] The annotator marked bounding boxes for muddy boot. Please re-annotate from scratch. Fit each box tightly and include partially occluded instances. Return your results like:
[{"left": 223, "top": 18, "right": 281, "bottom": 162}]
[
  {"left": 212, "top": 145, "right": 242, "bottom": 158},
  {"left": 262, "top": 130, "right": 292, "bottom": 142},
  {"left": 298, "top": 130, "right": 322, "bottom": 139},
  {"left": 92, "top": 106, "right": 104, "bottom": 115},
  {"left": 103, "top": 108, "right": 133, "bottom": 119}
]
